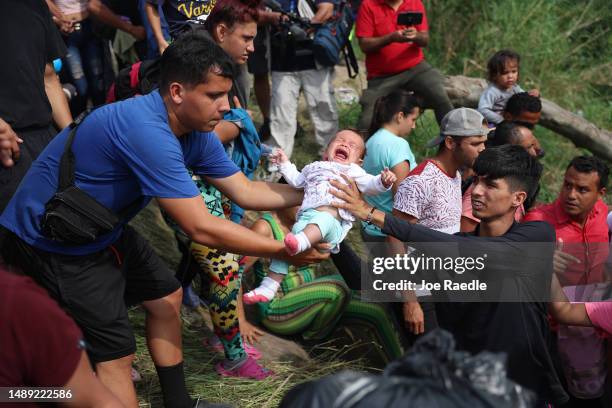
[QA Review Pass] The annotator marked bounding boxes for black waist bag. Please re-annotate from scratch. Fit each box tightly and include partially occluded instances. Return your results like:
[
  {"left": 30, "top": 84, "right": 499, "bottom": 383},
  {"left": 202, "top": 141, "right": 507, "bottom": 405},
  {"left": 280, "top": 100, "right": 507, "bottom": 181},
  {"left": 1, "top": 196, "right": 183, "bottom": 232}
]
[{"left": 41, "top": 112, "right": 136, "bottom": 244}]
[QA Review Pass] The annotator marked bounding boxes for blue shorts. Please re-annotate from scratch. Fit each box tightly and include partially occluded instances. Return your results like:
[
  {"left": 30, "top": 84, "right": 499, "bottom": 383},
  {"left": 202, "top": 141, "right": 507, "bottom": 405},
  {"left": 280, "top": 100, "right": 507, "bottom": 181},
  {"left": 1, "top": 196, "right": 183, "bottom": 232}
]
[{"left": 292, "top": 209, "right": 344, "bottom": 247}]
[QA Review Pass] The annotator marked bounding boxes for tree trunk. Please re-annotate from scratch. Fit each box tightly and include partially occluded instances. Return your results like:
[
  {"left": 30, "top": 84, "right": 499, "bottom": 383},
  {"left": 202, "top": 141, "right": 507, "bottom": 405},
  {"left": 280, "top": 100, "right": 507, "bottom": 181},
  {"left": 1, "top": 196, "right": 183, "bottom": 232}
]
[{"left": 443, "top": 75, "right": 612, "bottom": 161}]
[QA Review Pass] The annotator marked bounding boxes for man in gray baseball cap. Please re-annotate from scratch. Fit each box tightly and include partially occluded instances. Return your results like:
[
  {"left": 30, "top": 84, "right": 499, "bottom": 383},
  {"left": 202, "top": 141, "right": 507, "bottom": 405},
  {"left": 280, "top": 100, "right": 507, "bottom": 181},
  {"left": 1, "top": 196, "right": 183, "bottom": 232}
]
[
  {"left": 388, "top": 107, "right": 489, "bottom": 337},
  {"left": 426, "top": 107, "right": 492, "bottom": 148}
]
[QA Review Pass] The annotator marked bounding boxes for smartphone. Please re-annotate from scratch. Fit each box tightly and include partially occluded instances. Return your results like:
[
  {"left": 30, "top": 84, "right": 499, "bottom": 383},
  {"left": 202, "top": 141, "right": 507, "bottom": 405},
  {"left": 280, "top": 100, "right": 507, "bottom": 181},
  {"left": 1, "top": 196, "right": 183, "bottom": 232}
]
[{"left": 397, "top": 12, "right": 423, "bottom": 26}]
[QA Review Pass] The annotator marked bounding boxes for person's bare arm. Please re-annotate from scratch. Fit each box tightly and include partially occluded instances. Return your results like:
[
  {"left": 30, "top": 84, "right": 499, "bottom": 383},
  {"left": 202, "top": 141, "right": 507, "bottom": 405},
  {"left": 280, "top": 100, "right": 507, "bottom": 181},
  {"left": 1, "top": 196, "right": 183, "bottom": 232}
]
[
  {"left": 548, "top": 273, "right": 592, "bottom": 327},
  {"left": 88, "top": 0, "right": 146, "bottom": 40},
  {"left": 257, "top": 10, "right": 282, "bottom": 25},
  {"left": 241, "top": 218, "right": 275, "bottom": 271},
  {"left": 44, "top": 63, "right": 72, "bottom": 129},
  {"left": 46, "top": 0, "right": 75, "bottom": 33},
  {"left": 158, "top": 196, "right": 327, "bottom": 264},
  {"left": 403, "top": 27, "right": 428, "bottom": 47},
  {"left": 310, "top": 2, "right": 334, "bottom": 24},
  {"left": 61, "top": 351, "right": 124, "bottom": 407},
  {"left": 388, "top": 208, "right": 424, "bottom": 334},
  {"left": 390, "top": 161, "right": 410, "bottom": 195},
  {"left": 358, "top": 29, "right": 428, "bottom": 54},
  {"left": 206, "top": 171, "right": 304, "bottom": 210},
  {"left": 215, "top": 121, "right": 241, "bottom": 144},
  {"left": 145, "top": 2, "right": 169, "bottom": 54}
]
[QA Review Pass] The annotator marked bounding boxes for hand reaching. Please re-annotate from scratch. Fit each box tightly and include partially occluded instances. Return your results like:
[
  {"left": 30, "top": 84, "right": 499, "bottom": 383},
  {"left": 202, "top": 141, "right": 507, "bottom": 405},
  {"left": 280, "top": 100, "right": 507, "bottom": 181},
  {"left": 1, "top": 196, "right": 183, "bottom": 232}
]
[
  {"left": 553, "top": 238, "right": 580, "bottom": 274},
  {"left": 269, "top": 148, "right": 289, "bottom": 165},
  {"left": 381, "top": 168, "right": 397, "bottom": 188},
  {"left": 528, "top": 88, "right": 540, "bottom": 98},
  {"left": 403, "top": 301, "right": 425, "bottom": 335},
  {"left": 0, "top": 118, "right": 22, "bottom": 168},
  {"left": 239, "top": 318, "right": 264, "bottom": 344}
]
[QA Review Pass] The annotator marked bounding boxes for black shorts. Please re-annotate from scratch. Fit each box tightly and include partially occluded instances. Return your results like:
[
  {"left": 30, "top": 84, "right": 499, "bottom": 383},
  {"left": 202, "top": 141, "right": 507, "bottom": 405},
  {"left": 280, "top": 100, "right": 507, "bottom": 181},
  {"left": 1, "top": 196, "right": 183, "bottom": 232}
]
[
  {"left": 0, "top": 126, "right": 56, "bottom": 213},
  {"left": 3, "top": 226, "right": 180, "bottom": 363},
  {"left": 247, "top": 27, "right": 269, "bottom": 76}
]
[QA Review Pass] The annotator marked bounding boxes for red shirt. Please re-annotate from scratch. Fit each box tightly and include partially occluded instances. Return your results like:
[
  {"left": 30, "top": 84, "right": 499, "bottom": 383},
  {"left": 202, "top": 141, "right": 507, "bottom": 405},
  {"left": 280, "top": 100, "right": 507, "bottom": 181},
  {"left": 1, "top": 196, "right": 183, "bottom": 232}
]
[
  {"left": 356, "top": 0, "right": 428, "bottom": 79},
  {"left": 523, "top": 199, "right": 609, "bottom": 286},
  {"left": 0, "top": 270, "right": 83, "bottom": 402}
]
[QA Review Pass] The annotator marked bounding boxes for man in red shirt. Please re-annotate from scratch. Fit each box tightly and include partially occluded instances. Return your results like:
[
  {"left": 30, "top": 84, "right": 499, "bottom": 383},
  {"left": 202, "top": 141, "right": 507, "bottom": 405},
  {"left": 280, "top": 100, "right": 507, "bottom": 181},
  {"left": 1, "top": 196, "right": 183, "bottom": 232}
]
[
  {"left": 524, "top": 156, "right": 609, "bottom": 287},
  {"left": 524, "top": 155, "right": 610, "bottom": 406},
  {"left": 355, "top": 0, "right": 453, "bottom": 129}
]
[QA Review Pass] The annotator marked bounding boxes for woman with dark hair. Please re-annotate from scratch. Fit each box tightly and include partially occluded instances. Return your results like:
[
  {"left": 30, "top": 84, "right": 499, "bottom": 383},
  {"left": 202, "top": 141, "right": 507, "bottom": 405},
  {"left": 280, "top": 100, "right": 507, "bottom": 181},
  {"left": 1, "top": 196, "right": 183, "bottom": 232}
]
[{"left": 361, "top": 90, "right": 421, "bottom": 242}]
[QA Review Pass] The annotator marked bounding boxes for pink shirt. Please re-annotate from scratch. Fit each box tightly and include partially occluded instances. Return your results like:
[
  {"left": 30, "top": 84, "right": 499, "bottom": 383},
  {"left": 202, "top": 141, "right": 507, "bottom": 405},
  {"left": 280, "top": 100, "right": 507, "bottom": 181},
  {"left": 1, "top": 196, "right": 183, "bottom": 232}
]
[
  {"left": 524, "top": 199, "right": 609, "bottom": 286},
  {"left": 585, "top": 303, "right": 612, "bottom": 335}
]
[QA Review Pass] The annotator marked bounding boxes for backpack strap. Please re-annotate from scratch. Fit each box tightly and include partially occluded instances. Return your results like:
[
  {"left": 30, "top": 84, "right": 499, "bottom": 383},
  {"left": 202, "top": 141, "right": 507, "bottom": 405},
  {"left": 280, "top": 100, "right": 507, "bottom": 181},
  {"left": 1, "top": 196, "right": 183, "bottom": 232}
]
[
  {"left": 58, "top": 110, "right": 91, "bottom": 190},
  {"left": 343, "top": 41, "right": 359, "bottom": 79},
  {"left": 57, "top": 109, "right": 142, "bottom": 218}
]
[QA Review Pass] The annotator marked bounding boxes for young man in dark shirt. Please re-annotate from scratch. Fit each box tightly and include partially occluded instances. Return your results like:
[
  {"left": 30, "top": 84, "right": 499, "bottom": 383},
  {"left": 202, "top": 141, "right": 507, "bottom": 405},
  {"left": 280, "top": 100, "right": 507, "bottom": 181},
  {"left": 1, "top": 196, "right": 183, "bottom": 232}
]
[{"left": 331, "top": 145, "right": 569, "bottom": 405}]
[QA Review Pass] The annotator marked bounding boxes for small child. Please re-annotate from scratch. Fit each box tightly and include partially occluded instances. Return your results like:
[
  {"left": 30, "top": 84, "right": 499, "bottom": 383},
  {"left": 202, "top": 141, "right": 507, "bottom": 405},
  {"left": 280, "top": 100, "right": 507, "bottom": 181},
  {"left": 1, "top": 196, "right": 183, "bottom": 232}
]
[
  {"left": 243, "top": 130, "right": 397, "bottom": 304},
  {"left": 478, "top": 49, "right": 540, "bottom": 125}
]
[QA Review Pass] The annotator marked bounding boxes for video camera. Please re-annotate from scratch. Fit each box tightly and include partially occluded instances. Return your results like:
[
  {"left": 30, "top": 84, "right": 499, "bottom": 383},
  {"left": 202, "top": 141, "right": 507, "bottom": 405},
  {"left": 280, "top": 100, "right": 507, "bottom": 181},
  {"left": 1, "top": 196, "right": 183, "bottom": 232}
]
[{"left": 264, "top": 0, "right": 312, "bottom": 42}]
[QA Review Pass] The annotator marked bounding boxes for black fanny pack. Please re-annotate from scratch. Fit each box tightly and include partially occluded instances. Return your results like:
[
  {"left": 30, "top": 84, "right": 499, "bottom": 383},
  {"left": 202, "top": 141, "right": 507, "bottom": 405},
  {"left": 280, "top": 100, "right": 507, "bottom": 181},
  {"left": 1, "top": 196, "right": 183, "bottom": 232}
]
[{"left": 41, "top": 112, "right": 138, "bottom": 244}]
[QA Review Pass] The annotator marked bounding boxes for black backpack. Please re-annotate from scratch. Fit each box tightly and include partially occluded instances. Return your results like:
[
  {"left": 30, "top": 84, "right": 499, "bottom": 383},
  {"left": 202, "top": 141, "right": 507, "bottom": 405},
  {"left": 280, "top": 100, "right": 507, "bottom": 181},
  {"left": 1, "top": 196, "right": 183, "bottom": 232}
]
[{"left": 106, "top": 59, "right": 160, "bottom": 103}]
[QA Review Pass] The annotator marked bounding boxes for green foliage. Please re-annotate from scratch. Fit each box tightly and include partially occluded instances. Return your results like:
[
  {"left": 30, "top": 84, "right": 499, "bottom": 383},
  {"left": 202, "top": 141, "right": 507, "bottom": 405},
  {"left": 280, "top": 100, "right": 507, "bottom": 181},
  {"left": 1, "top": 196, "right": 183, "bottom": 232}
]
[
  {"left": 423, "top": 0, "right": 611, "bottom": 199},
  {"left": 425, "top": 0, "right": 611, "bottom": 129}
]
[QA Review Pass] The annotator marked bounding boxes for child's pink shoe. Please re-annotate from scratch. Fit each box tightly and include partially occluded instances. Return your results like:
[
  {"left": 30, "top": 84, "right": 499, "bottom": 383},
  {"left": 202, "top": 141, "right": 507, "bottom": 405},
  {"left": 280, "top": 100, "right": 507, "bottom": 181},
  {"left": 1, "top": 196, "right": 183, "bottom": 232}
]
[
  {"left": 215, "top": 356, "right": 273, "bottom": 380},
  {"left": 203, "top": 336, "right": 262, "bottom": 360},
  {"left": 284, "top": 233, "right": 300, "bottom": 255}
]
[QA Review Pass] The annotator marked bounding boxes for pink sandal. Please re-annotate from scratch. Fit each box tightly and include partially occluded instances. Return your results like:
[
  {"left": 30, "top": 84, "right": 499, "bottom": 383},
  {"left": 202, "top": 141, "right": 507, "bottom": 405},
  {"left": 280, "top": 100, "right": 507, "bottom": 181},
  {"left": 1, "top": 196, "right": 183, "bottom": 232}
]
[
  {"left": 215, "top": 356, "right": 273, "bottom": 380},
  {"left": 203, "top": 336, "right": 262, "bottom": 360}
]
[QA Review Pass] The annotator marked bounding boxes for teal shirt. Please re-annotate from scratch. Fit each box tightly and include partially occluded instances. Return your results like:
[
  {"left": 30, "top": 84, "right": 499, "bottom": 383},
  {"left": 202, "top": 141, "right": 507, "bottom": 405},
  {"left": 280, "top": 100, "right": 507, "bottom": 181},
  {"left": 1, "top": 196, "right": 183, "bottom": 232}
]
[{"left": 361, "top": 128, "right": 417, "bottom": 237}]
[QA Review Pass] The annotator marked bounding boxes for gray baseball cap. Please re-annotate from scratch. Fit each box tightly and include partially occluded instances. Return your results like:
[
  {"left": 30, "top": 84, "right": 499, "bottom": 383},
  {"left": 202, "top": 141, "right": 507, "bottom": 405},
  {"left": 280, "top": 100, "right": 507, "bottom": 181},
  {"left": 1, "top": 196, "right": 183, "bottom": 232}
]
[{"left": 425, "top": 108, "right": 491, "bottom": 148}]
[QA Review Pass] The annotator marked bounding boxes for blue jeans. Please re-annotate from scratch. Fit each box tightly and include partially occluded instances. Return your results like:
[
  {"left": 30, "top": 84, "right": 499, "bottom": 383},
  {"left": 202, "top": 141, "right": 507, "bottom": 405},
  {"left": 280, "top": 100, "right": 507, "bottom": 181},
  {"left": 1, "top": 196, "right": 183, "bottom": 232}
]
[{"left": 64, "top": 19, "right": 105, "bottom": 109}]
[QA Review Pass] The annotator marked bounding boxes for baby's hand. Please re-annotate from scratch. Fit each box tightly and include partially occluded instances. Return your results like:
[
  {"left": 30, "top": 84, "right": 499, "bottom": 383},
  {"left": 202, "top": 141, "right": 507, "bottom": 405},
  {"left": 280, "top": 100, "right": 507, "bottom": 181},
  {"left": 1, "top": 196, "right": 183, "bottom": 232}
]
[
  {"left": 381, "top": 168, "right": 397, "bottom": 188},
  {"left": 528, "top": 88, "right": 540, "bottom": 98},
  {"left": 270, "top": 148, "right": 289, "bottom": 164}
]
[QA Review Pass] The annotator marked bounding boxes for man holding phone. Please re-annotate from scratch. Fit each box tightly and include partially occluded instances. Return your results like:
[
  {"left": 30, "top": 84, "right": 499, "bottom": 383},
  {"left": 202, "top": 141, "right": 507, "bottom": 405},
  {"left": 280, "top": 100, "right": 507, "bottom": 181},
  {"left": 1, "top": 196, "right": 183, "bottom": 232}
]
[{"left": 356, "top": 0, "right": 453, "bottom": 129}]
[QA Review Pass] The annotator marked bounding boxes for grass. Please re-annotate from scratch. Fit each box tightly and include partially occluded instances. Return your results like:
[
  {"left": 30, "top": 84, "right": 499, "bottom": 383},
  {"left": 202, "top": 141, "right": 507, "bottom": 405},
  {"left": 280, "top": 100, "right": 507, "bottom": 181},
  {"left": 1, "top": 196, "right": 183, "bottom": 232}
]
[{"left": 131, "top": 305, "right": 371, "bottom": 407}]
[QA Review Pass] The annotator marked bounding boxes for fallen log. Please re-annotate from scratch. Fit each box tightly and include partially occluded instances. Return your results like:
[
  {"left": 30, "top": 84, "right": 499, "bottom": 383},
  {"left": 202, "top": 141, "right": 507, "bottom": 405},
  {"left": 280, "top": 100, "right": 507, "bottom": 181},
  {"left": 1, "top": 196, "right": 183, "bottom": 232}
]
[{"left": 443, "top": 75, "right": 612, "bottom": 161}]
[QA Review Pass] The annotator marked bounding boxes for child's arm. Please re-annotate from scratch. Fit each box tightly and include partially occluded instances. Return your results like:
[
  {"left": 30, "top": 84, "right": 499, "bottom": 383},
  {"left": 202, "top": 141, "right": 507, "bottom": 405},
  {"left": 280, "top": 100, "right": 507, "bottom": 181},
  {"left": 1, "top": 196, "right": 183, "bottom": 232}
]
[
  {"left": 271, "top": 148, "right": 306, "bottom": 188},
  {"left": 353, "top": 168, "right": 396, "bottom": 195},
  {"left": 478, "top": 87, "right": 504, "bottom": 124},
  {"left": 548, "top": 273, "right": 592, "bottom": 327}
]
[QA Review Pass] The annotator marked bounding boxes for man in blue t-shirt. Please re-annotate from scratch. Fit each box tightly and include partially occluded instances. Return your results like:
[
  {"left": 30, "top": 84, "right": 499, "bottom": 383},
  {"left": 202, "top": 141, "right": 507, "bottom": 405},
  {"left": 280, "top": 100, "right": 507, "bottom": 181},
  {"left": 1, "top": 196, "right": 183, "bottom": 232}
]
[{"left": 0, "top": 33, "right": 325, "bottom": 408}]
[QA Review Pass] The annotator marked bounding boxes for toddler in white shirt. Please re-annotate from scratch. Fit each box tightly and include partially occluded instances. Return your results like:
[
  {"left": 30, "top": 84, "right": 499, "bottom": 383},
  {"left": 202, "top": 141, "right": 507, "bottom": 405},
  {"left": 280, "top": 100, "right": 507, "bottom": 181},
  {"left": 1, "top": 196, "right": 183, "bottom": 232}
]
[{"left": 243, "top": 130, "right": 396, "bottom": 304}]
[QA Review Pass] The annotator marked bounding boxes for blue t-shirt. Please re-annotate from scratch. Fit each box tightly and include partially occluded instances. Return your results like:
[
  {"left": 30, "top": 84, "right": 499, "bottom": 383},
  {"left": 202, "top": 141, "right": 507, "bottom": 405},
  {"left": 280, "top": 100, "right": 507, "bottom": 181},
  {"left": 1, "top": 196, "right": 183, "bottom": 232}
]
[
  {"left": 0, "top": 91, "right": 239, "bottom": 255},
  {"left": 361, "top": 128, "right": 416, "bottom": 237}
]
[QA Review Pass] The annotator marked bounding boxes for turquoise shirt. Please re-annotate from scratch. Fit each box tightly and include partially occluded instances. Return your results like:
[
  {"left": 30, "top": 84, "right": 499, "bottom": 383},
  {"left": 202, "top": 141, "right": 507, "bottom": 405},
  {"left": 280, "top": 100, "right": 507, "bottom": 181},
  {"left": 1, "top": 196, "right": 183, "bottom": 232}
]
[{"left": 361, "top": 128, "right": 417, "bottom": 236}]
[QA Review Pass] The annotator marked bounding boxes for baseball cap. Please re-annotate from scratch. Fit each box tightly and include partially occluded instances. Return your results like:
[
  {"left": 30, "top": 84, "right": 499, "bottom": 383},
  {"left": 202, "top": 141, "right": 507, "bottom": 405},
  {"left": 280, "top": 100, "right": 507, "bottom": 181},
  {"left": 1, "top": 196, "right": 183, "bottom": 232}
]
[{"left": 425, "top": 108, "right": 491, "bottom": 148}]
